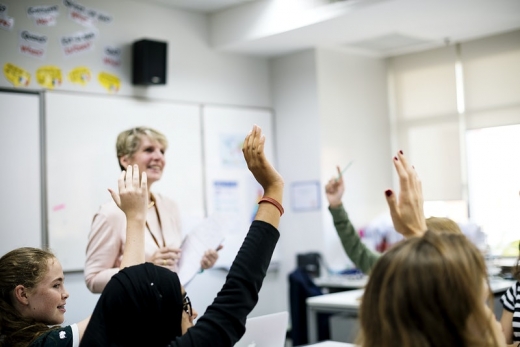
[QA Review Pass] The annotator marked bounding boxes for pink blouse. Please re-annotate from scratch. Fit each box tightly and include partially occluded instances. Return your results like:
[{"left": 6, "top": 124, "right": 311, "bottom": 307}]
[{"left": 84, "top": 193, "right": 182, "bottom": 293}]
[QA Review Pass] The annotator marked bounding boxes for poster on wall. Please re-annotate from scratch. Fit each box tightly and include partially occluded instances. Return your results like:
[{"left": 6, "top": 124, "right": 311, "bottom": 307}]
[
  {"left": 3, "top": 63, "right": 30, "bottom": 87},
  {"left": 0, "top": 3, "right": 14, "bottom": 31},
  {"left": 68, "top": 66, "right": 91, "bottom": 86},
  {"left": 36, "top": 65, "right": 62, "bottom": 89},
  {"left": 19, "top": 30, "right": 48, "bottom": 60},
  {"left": 97, "top": 71, "right": 120, "bottom": 93},
  {"left": 27, "top": 5, "right": 60, "bottom": 26},
  {"left": 102, "top": 45, "right": 121, "bottom": 69},
  {"left": 60, "top": 29, "right": 97, "bottom": 57},
  {"left": 63, "top": 0, "right": 112, "bottom": 27}
]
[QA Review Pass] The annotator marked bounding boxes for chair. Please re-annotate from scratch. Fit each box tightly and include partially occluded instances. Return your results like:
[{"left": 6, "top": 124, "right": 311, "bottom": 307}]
[{"left": 288, "top": 267, "right": 331, "bottom": 346}]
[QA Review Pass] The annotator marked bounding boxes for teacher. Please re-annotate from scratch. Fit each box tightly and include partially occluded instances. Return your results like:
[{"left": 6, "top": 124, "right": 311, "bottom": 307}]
[{"left": 85, "top": 126, "right": 220, "bottom": 293}]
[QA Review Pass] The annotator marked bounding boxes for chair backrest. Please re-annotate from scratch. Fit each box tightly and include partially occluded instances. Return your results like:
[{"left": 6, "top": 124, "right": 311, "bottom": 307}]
[
  {"left": 288, "top": 267, "right": 330, "bottom": 346},
  {"left": 297, "top": 252, "right": 322, "bottom": 278}
]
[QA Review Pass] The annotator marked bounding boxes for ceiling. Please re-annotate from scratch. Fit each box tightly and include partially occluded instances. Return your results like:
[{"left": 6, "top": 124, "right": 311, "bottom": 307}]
[
  {"left": 141, "top": 0, "right": 257, "bottom": 13},
  {"left": 135, "top": 0, "right": 520, "bottom": 57}
]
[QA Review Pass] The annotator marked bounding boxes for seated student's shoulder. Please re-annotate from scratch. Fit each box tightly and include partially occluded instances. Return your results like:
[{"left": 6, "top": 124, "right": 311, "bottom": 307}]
[{"left": 30, "top": 325, "right": 78, "bottom": 347}]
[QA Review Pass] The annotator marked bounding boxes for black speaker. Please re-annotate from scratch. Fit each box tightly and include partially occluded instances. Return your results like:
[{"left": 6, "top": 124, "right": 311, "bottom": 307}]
[{"left": 132, "top": 39, "right": 167, "bottom": 85}]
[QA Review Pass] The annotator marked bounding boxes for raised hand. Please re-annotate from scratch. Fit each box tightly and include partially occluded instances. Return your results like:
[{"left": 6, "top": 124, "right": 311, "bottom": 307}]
[
  {"left": 243, "top": 125, "right": 284, "bottom": 227},
  {"left": 110, "top": 164, "right": 149, "bottom": 269},
  {"left": 242, "top": 125, "right": 284, "bottom": 196},
  {"left": 384, "top": 151, "right": 427, "bottom": 238},
  {"left": 109, "top": 164, "right": 148, "bottom": 222},
  {"left": 325, "top": 166, "right": 345, "bottom": 208}
]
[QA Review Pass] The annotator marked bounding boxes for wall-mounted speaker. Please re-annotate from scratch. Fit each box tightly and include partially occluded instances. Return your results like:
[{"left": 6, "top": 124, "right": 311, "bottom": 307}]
[{"left": 132, "top": 39, "right": 167, "bottom": 86}]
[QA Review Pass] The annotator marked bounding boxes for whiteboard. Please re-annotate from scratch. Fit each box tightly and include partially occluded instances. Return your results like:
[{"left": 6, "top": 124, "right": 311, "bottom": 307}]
[
  {"left": 202, "top": 105, "right": 279, "bottom": 269},
  {"left": 0, "top": 91, "right": 42, "bottom": 256},
  {"left": 45, "top": 92, "right": 204, "bottom": 271}
]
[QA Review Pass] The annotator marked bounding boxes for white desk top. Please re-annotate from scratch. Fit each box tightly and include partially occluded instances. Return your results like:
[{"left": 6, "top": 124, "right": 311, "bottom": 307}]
[
  {"left": 489, "top": 278, "right": 515, "bottom": 293},
  {"left": 305, "top": 341, "right": 355, "bottom": 347},
  {"left": 307, "top": 278, "right": 514, "bottom": 310},
  {"left": 314, "top": 275, "right": 512, "bottom": 293},
  {"left": 314, "top": 275, "right": 368, "bottom": 289},
  {"left": 307, "top": 288, "right": 364, "bottom": 310}
]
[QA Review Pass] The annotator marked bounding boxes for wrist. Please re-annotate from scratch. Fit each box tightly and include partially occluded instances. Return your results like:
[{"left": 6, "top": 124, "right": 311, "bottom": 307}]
[
  {"left": 262, "top": 189, "right": 283, "bottom": 207},
  {"left": 258, "top": 196, "right": 284, "bottom": 216},
  {"left": 126, "top": 217, "right": 146, "bottom": 228}
]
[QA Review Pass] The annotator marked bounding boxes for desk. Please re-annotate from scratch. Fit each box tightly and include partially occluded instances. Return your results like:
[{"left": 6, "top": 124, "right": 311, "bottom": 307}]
[
  {"left": 305, "top": 341, "right": 355, "bottom": 346},
  {"left": 314, "top": 275, "right": 368, "bottom": 292},
  {"left": 306, "top": 279, "right": 514, "bottom": 344},
  {"left": 307, "top": 289, "right": 363, "bottom": 343}
]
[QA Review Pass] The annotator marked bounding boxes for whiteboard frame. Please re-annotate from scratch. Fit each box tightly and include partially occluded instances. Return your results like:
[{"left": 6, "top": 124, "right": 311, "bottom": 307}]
[{"left": 0, "top": 88, "right": 46, "bottom": 254}]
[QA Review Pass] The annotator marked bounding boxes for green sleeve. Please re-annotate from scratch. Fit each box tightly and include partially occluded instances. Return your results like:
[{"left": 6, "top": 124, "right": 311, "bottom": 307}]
[{"left": 329, "top": 204, "right": 380, "bottom": 274}]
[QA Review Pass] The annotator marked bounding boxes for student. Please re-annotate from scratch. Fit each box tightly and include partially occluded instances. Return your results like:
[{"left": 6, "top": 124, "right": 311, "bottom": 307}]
[
  {"left": 0, "top": 248, "right": 90, "bottom": 346},
  {"left": 356, "top": 151, "right": 505, "bottom": 347},
  {"left": 80, "top": 124, "right": 285, "bottom": 346},
  {"left": 85, "top": 126, "right": 221, "bottom": 293},
  {"left": 358, "top": 231, "right": 505, "bottom": 347},
  {"left": 325, "top": 162, "right": 462, "bottom": 274},
  {"left": 500, "top": 242, "right": 520, "bottom": 346},
  {"left": 0, "top": 166, "right": 149, "bottom": 346}
]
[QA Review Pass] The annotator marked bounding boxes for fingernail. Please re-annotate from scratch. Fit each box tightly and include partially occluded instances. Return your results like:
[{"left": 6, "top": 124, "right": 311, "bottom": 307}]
[
  {"left": 394, "top": 156, "right": 398, "bottom": 161},
  {"left": 385, "top": 189, "right": 392, "bottom": 197},
  {"left": 399, "top": 150, "right": 403, "bottom": 155}
]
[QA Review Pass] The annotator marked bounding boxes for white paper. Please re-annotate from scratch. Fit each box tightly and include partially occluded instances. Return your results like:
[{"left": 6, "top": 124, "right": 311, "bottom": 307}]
[{"left": 177, "top": 215, "right": 225, "bottom": 286}]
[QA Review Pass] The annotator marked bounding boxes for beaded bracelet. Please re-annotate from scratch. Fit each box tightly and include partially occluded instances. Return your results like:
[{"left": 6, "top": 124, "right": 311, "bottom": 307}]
[{"left": 258, "top": 196, "right": 284, "bottom": 216}]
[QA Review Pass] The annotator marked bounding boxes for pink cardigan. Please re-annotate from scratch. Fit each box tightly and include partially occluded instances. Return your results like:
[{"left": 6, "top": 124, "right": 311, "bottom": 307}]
[{"left": 84, "top": 193, "right": 182, "bottom": 293}]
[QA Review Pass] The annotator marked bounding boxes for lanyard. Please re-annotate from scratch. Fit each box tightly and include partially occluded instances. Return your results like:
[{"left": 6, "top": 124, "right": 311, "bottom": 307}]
[{"left": 146, "top": 195, "right": 165, "bottom": 248}]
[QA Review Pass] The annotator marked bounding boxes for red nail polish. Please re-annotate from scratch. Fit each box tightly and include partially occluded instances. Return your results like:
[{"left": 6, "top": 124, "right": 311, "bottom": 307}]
[
  {"left": 394, "top": 156, "right": 398, "bottom": 161},
  {"left": 399, "top": 150, "right": 403, "bottom": 155},
  {"left": 385, "top": 190, "right": 392, "bottom": 197}
]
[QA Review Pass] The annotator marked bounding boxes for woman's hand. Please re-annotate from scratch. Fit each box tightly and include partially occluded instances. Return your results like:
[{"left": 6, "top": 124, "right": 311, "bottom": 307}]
[
  {"left": 112, "top": 165, "right": 149, "bottom": 268},
  {"left": 325, "top": 166, "right": 345, "bottom": 208},
  {"left": 243, "top": 125, "right": 284, "bottom": 228},
  {"left": 109, "top": 164, "right": 148, "bottom": 222},
  {"left": 152, "top": 247, "right": 182, "bottom": 268},
  {"left": 384, "top": 151, "right": 427, "bottom": 238},
  {"left": 200, "top": 245, "right": 223, "bottom": 270},
  {"left": 242, "top": 125, "right": 284, "bottom": 197}
]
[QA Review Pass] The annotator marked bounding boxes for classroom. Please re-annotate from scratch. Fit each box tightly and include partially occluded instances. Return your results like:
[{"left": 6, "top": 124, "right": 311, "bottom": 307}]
[{"left": 1, "top": 0, "right": 520, "bottom": 346}]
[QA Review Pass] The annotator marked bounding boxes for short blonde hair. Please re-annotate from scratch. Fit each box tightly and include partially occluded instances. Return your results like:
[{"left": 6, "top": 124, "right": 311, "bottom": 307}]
[{"left": 116, "top": 127, "right": 168, "bottom": 170}]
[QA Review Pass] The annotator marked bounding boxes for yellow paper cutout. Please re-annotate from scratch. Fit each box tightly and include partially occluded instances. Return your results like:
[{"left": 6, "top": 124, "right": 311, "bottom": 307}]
[
  {"left": 36, "top": 66, "right": 62, "bottom": 89},
  {"left": 98, "top": 72, "right": 120, "bottom": 93},
  {"left": 68, "top": 66, "right": 91, "bottom": 86},
  {"left": 3, "top": 63, "right": 31, "bottom": 87}
]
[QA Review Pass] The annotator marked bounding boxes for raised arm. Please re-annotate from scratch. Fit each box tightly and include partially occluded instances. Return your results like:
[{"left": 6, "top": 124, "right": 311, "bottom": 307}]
[
  {"left": 176, "top": 124, "right": 284, "bottom": 346},
  {"left": 384, "top": 151, "right": 427, "bottom": 238},
  {"left": 108, "top": 164, "right": 149, "bottom": 268},
  {"left": 325, "top": 166, "right": 380, "bottom": 273},
  {"left": 325, "top": 166, "right": 345, "bottom": 208},
  {"left": 243, "top": 124, "right": 284, "bottom": 227}
]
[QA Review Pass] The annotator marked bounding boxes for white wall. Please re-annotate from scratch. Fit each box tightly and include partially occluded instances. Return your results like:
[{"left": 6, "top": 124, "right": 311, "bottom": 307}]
[
  {"left": 269, "top": 47, "right": 393, "bottom": 325},
  {"left": 270, "top": 49, "right": 324, "bottom": 321},
  {"left": 316, "top": 47, "right": 392, "bottom": 269}
]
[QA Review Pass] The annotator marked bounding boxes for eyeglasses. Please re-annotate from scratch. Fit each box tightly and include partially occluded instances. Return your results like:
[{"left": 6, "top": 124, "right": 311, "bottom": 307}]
[{"left": 182, "top": 293, "right": 192, "bottom": 317}]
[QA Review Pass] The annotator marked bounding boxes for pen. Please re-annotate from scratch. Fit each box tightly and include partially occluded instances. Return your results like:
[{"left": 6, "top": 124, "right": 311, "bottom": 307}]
[{"left": 337, "top": 160, "right": 353, "bottom": 180}]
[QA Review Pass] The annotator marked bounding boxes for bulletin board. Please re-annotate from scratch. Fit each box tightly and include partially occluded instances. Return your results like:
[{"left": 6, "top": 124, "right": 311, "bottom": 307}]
[
  {"left": 0, "top": 90, "right": 43, "bottom": 257},
  {"left": 45, "top": 91, "right": 204, "bottom": 271},
  {"left": 202, "top": 105, "right": 279, "bottom": 269}
]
